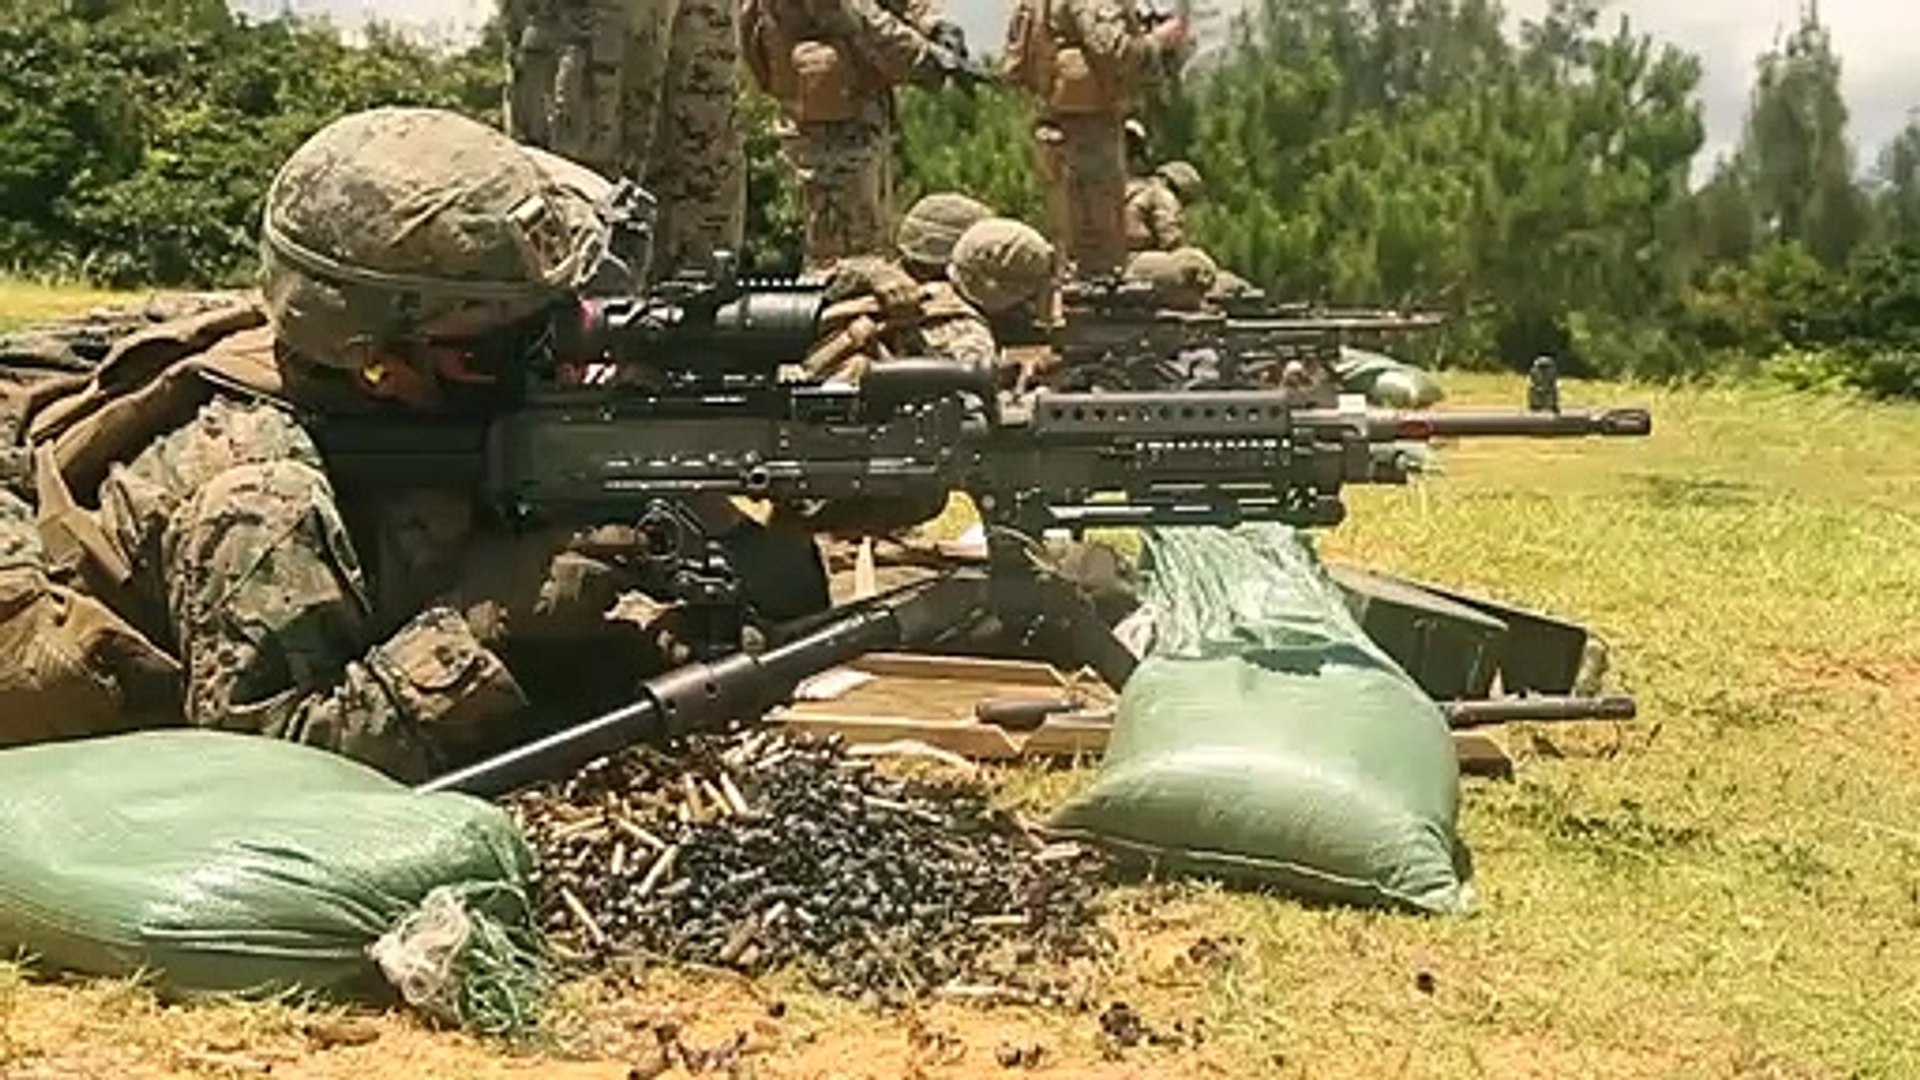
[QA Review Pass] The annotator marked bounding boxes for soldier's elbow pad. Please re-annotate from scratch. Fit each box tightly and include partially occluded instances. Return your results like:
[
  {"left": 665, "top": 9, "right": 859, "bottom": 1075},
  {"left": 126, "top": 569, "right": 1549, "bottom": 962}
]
[{"left": 365, "top": 607, "right": 528, "bottom": 755}]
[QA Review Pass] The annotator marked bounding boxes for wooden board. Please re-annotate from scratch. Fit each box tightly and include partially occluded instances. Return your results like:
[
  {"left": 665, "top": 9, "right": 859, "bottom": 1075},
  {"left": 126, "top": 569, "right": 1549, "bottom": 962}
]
[
  {"left": 773, "top": 652, "right": 1517, "bottom": 777},
  {"left": 774, "top": 653, "right": 1116, "bottom": 762}
]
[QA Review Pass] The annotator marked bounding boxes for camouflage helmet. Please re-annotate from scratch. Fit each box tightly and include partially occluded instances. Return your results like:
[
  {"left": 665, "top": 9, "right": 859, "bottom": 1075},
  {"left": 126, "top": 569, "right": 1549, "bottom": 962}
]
[
  {"left": 1155, "top": 161, "right": 1205, "bottom": 204},
  {"left": 949, "top": 218, "right": 1055, "bottom": 313},
  {"left": 896, "top": 193, "right": 995, "bottom": 269},
  {"left": 260, "top": 107, "right": 623, "bottom": 367},
  {"left": 1123, "top": 246, "right": 1218, "bottom": 310}
]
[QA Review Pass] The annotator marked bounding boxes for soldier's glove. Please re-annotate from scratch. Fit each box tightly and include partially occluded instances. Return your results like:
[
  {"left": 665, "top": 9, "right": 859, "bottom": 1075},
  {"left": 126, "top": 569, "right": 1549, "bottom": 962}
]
[
  {"left": 1149, "top": 16, "right": 1190, "bottom": 54},
  {"left": 825, "top": 257, "right": 923, "bottom": 327}
]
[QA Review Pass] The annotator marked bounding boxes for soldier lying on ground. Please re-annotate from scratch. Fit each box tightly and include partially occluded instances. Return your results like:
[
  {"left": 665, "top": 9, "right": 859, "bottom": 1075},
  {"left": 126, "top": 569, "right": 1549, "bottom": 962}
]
[
  {"left": 805, "top": 208, "right": 1057, "bottom": 383},
  {"left": 781, "top": 213, "right": 1058, "bottom": 540},
  {"left": 0, "top": 108, "right": 828, "bottom": 782}
]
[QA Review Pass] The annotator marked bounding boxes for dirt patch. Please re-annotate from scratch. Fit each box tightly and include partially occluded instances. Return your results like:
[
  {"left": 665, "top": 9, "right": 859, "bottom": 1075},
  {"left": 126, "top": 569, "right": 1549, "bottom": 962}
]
[
  {"left": 1776, "top": 651, "right": 1920, "bottom": 697},
  {"left": 1466, "top": 1030, "right": 1825, "bottom": 1080},
  {"left": 0, "top": 966, "right": 1225, "bottom": 1080}
]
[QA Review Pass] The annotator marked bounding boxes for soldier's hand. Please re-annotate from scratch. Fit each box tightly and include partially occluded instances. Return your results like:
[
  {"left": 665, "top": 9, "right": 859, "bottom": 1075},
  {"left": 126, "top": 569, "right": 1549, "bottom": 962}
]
[
  {"left": 825, "top": 257, "right": 922, "bottom": 325},
  {"left": 1150, "top": 16, "right": 1190, "bottom": 53}
]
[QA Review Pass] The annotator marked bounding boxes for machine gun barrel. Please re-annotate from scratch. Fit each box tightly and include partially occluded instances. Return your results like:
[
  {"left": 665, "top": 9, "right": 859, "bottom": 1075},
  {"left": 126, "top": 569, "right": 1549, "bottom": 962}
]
[
  {"left": 418, "top": 572, "right": 990, "bottom": 796},
  {"left": 1332, "top": 406, "right": 1654, "bottom": 441},
  {"left": 1443, "top": 695, "right": 1638, "bottom": 729},
  {"left": 373, "top": 357, "right": 1652, "bottom": 795}
]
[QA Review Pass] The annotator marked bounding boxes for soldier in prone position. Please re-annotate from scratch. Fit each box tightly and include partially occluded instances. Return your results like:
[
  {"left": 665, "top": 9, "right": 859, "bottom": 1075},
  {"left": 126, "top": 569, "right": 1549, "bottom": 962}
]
[
  {"left": 1124, "top": 158, "right": 1200, "bottom": 255},
  {"left": 778, "top": 210, "right": 1057, "bottom": 537},
  {"left": 804, "top": 201, "right": 1057, "bottom": 384},
  {"left": 0, "top": 109, "right": 827, "bottom": 781},
  {"left": 504, "top": 0, "right": 744, "bottom": 278}
]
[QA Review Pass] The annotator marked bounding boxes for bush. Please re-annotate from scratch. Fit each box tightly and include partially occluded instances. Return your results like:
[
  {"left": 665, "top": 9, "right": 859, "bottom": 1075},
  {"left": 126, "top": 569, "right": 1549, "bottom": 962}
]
[
  {"left": 1768, "top": 346, "right": 1920, "bottom": 399},
  {"left": 0, "top": 1, "right": 500, "bottom": 287}
]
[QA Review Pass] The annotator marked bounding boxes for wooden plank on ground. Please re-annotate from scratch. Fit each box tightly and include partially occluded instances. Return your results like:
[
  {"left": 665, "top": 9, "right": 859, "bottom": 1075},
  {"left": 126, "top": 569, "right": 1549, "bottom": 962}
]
[
  {"left": 1452, "top": 731, "right": 1515, "bottom": 780},
  {"left": 778, "top": 656, "right": 1519, "bottom": 778}
]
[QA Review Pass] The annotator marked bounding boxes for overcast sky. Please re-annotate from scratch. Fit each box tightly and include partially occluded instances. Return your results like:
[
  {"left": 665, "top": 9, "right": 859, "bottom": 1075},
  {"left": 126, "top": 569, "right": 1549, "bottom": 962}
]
[{"left": 234, "top": 0, "right": 1919, "bottom": 172}]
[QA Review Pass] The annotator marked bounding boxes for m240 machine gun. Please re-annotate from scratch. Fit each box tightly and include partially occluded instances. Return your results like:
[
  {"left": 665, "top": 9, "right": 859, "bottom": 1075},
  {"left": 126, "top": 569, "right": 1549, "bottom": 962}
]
[
  {"left": 307, "top": 268, "right": 1652, "bottom": 795},
  {"left": 1046, "top": 277, "right": 1445, "bottom": 400}
]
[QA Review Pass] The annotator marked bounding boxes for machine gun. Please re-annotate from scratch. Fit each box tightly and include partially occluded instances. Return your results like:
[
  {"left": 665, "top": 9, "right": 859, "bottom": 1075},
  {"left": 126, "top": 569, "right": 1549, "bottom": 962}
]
[
  {"left": 924, "top": 20, "right": 997, "bottom": 92},
  {"left": 307, "top": 266, "right": 1651, "bottom": 795},
  {"left": 1046, "top": 277, "right": 1446, "bottom": 400}
]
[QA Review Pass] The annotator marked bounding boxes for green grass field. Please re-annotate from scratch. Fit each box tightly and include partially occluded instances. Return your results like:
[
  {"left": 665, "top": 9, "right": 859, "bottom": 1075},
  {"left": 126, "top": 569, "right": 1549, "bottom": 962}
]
[
  {"left": 0, "top": 279, "right": 141, "bottom": 333},
  {"left": 1278, "top": 374, "right": 1920, "bottom": 1077},
  {"left": 0, "top": 282, "right": 1915, "bottom": 1076}
]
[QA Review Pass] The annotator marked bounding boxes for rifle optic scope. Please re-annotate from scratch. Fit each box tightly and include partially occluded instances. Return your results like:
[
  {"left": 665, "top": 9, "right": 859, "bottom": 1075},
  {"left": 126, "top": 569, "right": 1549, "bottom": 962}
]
[{"left": 566, "top": 281, "right": 826, "bottom": 374}]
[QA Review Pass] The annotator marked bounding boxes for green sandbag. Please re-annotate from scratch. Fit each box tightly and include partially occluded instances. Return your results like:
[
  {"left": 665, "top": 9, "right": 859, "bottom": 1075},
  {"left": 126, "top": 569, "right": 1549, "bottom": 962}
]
[
  {"left": 0, "top": 730, "right": 544, "bottom": 1034},
  {"left": 1050, "top": 525, "right": 1473, "bottom": 914},
  {"left": 1335, "top": 346, "right": 1446, "bottom": 407}
]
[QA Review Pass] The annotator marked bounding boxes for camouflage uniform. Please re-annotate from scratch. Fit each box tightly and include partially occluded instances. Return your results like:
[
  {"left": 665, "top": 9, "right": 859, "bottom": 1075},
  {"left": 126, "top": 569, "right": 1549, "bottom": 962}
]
[
  {"left": 804, "top": 256, "right": 997, "bottom": 382},
  {"left": 1122, "top": 174, "right": 1183, "bottom": 252},
  {"left": 743, "top": 0, "right": 959, "bottom": 272},
  {"left": 504, "top": 0, "right": 744, "bottom": 275},
  {"left": 799, "top": 196, "right": 1012, "bottom": 382},
  {"left": 0, "top": 110, "right": 825, "bottom": 780},
  {"left": 1123, "top": 162, "right": 1199, "bottom": 253},
  {"left": 1015, "top": 0, "right": 1181, "bottom": 279}
]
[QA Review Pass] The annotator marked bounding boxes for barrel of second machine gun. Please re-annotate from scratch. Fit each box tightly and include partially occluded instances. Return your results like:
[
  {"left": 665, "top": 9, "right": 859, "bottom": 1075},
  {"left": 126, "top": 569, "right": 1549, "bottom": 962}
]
[{"left": 1340, "top": 406, "right": 1653, "bottom": 441}]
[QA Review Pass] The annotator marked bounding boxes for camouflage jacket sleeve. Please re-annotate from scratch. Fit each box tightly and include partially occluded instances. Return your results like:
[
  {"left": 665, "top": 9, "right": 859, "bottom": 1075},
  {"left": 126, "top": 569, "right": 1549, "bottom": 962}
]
[
  {"left": 1059, "top": 0, "right": 1167, "bottom": 89},
  {"left": 94, "top": 398, "right": 527, "bottom": 783},
  {"left": 1145, "top": 180, "right": 1185, "bottom": 248},
  {"left": 918, "top": 311, "right": 999, "bottom": 369},
  {"left": 803, "top": 0, "right": 941, "bottom": 83},
  {"left": 902, "top": 0, "right": 944, "bottom": 36}
]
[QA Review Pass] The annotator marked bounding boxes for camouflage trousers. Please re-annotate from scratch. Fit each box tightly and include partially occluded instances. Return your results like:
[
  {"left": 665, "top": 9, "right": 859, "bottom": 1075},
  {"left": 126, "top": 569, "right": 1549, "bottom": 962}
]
[
  {"left": 0, "top": 491, "right": 181, "bottom": 748},
  {"left": 1035, "top": 114, "right": 1129, "bottom": 279},
  {"left": 781, "top": 104, "right": 896, "bottom": 273},
  {"left": 506, "top": 0, "right": 746, "bottom": 275}
]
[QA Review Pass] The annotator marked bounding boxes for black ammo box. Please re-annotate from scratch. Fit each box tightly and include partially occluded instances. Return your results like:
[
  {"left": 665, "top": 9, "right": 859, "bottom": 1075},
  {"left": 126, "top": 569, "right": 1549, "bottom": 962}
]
[{"left": 1326, "top": 564, "right": 1589, "bottom": 702}]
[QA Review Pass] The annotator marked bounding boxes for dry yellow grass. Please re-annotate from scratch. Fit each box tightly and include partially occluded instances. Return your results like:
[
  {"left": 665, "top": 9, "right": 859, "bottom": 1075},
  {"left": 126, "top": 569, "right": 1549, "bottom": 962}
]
[
  {"left": 0, "top": 278, "right": 142, "bottom": 333},
  {"left": 0, "top": 366, "right": 1915, "bottom": 1078}
]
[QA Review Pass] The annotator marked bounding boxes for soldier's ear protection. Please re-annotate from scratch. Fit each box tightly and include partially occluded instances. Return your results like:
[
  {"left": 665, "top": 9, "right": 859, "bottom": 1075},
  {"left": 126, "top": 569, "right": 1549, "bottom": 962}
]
[{"left": 344, "top": 338, "right": 443, "bottom": 410}]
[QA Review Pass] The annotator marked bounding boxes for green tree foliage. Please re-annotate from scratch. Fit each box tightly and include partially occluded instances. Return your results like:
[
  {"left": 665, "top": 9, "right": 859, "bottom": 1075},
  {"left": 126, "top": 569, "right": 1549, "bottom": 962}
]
[
  {"left": 1869, "top": 120, "right": 1920, "bottom": 248},
  {"left": 0, "top": 0, "right": 497, "bottom": 285},
  {"left": 1157, "top": 0, "right": 1704, "bottom": 374},
  {"left": 1673, "top": 6, "right": 1920, "bottom": 397},
  {"left": 895, "top": 86, "right": 1045, "bottom": 226},
  {"left": 5, "top": 0, "right": 1920, "bottom": 397},
  {"left": 1734, "top": 3, "right": 1867, "bottom": 268}
]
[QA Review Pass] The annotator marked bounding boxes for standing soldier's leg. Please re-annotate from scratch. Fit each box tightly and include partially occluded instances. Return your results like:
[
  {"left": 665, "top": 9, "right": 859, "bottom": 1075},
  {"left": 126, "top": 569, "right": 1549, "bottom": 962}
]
[
  {"left": 650, "top": 0, "right": 746, "bottom": 275},
  {"left": 784, "top": 106, "right": 892, "bottom": 273},
  {"left": 502, "top": 0, "right": 553, "bottom": 146},
  {"left": 1053, "top": 114, "right": 1129, "bottom": 278},
  {"left": 618, "top": 0, "right": 676, "bottom": 190},
  {"left": 510, "top": 0, "right": 630, "bottom": 179},
  {"left": 1033, "top": 121, "right": 1073, "bottom": 275}
]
